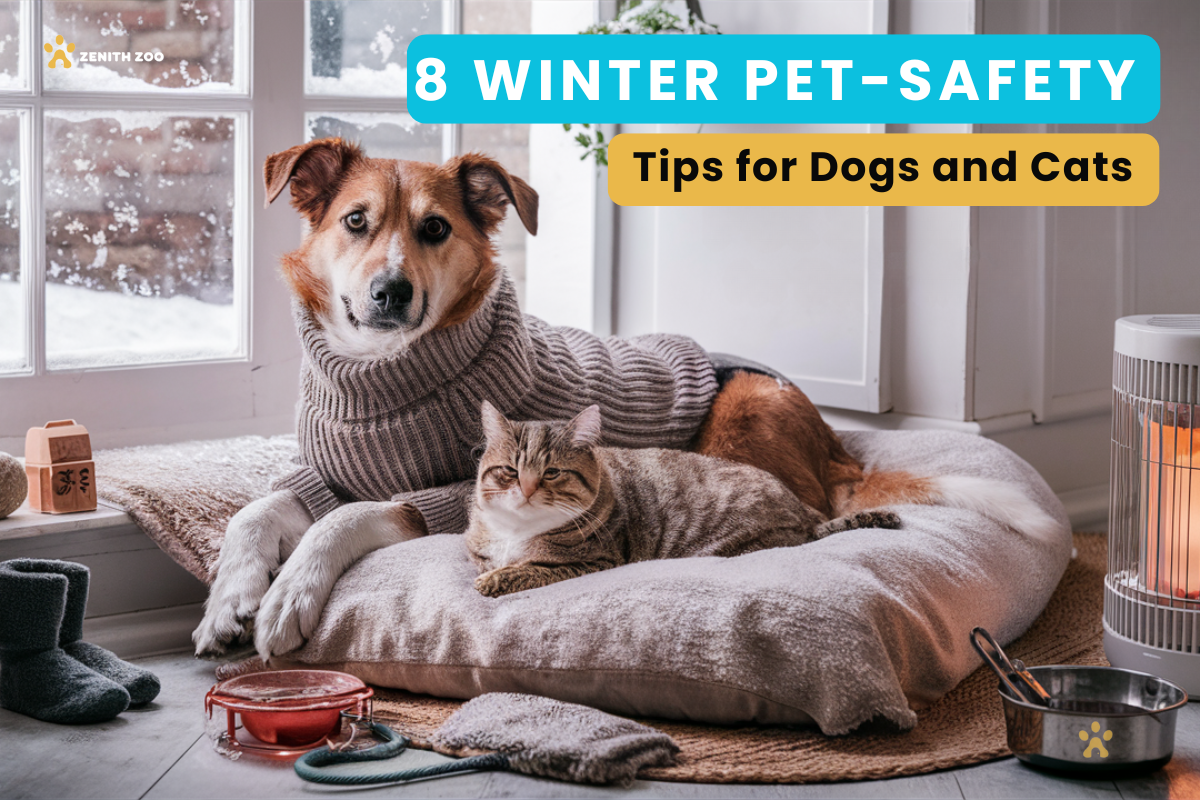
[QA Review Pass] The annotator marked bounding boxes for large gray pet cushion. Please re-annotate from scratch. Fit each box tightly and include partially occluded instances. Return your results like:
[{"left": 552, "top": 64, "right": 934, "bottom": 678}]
[{"left": 285, "top": 430, "right": 1072, "bottom": 735}]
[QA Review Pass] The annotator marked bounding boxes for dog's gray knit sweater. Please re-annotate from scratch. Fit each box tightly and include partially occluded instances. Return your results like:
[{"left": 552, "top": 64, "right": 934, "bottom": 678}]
[{"left": 273, "top": 277, "right": 718, "bottom": 533}]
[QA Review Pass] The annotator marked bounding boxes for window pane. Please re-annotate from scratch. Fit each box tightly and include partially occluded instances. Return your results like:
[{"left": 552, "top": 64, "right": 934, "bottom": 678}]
[
  {"left": 306, "top": 113, "right": 441, "bottom": 163},
  {"left": 43, "top": 1, "right": 242, "bottom": 93},
  {"left": 307, "top": 0, "right": 441, "bottom": 97},
  {"left": 0, "top": 111, "right": 22, "bottom": 373},
  {"left": 44, "top": 111, "right": 241, "bottom": 370},
  {"left": 461, "top": 1, "right": 531, "bottom": 305},
  {"left": 462, "top": 124, "right": 530, "bottom": 306},
  {"left": 462, "top": 0, "right": 529, "bottom": 36},
  {"left": 0, "top": 1, "right": 22, "bottom": 91}
]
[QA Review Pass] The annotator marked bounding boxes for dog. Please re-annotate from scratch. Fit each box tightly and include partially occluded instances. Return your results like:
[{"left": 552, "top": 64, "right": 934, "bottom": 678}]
[{"left": 193, "top": 139, "right": 1058, "bottom": 663}]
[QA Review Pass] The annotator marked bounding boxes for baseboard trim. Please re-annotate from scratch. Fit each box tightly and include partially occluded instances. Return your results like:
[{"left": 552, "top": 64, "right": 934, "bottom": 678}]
[
  {"left": 1057, "top": 485, "right": 1109, "bottom": 532},
  {"left": 819, "top": 406, "right": 1038, "bottom": 436},
  {"left": 83, "top": 603, "right": 205, "bottom": 660}
]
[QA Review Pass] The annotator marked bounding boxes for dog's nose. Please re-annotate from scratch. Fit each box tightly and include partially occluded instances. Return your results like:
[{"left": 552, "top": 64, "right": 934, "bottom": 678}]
[{"left": 370, "top": 274, "right": 414, "bottom": 319}]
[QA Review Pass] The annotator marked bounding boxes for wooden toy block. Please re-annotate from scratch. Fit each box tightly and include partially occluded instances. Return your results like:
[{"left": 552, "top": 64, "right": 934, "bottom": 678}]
[{"left": 25, "top": 420, "right": 97, "bottom": 514}]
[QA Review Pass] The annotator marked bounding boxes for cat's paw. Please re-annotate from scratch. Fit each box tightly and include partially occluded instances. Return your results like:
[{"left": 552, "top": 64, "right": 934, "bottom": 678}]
[
  {"left": 475, "top": 568, "right": 512, "bottom": 597},
  {"left": 475, "top": 567, "right": 528, "bottom": 597},
  {"left": 856, "top": 510, "right": 902, "bottom": 530},
  {"left": 815, "top": 509, "right": 903, "bottom": 539}
]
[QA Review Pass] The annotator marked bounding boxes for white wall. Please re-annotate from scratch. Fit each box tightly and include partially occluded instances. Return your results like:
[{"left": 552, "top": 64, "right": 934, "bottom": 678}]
[
  {"left": 975, "top": 0, "right": 1200, "bottom": 524},
  {"left": 609, "top": 0, "right": 1200, "bottom": 526},
  {"left": 614, "top": 0, "right": 977, "bottom": 417},
  {"left": 614, "top": 0, "right": 903, "bottom": 413},
  {"left": 884, "top": 0, "right": 978, "bottom": 421},
  {"left": 524, "top": 1, "right": 613, "bottom": 333},
  {"left": 975, "top": 0, "right": 1200, "bottom": 425}
]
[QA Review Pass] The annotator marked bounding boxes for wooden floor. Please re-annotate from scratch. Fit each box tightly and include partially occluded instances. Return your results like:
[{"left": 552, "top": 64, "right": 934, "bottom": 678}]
[{"left": 2, "top": 652, "right": 1199, "bottom": 800}]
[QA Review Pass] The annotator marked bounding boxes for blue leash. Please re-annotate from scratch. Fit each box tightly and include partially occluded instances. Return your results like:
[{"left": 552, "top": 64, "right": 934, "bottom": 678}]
[{"left": 293, "top": 720, "right": 509, "bottom": 786}]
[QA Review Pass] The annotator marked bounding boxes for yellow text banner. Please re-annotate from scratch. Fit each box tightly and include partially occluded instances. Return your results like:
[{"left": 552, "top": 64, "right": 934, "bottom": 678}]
[{"left": 607, "top": 133, "right": 1158, "bottom": 206}]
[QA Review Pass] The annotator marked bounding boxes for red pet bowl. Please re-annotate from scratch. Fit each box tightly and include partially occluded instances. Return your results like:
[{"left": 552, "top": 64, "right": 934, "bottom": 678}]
[{"left": 205, "top": 670, "right": 374, "bottom": 757}]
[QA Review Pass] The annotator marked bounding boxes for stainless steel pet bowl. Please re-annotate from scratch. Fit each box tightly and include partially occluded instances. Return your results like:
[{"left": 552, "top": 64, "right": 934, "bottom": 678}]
[{"left": 998, "top": 665, "right": 1187, "bottom": 774}]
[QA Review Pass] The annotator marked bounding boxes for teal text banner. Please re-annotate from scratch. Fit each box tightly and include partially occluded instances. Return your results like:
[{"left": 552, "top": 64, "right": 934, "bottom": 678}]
[{"left": 406, "top": 34, "right": 1159, "bottom": 124}]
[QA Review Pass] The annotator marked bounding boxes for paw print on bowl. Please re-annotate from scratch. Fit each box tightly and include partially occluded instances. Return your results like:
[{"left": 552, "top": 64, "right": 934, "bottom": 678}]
[
  {"left": 1078, "top": 720, "right": 1114, "bottom": 758},
  {"left": 45, "top": 35, "right": 75, "bottom": 69}
]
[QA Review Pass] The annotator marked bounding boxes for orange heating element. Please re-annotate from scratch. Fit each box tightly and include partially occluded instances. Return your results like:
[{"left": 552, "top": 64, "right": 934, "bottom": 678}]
[{"left": 1143, "top": 416, "right": 1200, "bottom": 600}]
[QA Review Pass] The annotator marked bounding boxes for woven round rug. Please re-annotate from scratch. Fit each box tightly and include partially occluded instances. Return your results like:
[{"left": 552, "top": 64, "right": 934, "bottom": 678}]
[{"left": 370, "top": 532, "right": 1109, "bottom": 784}]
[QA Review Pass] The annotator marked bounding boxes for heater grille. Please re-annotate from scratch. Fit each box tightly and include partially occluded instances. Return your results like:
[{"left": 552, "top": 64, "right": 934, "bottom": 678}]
[
  {"left": 1107, "top": 317, "right": 1200, "bottom": 691},
  {"left": 1113, "top": 352, "right": 1200, "bottom": 404},
  {"left": 1107, "top": 349, "right": 1200, "bottom": 658},
  {"left": 1105, "top": 575, "right": 1200, "bottom": 654}
]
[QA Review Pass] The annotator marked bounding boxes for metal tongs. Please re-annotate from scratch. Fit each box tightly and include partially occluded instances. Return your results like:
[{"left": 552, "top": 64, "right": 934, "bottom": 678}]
[{"left": 970, "top": 627, "right": 1058, "bottom": 708}]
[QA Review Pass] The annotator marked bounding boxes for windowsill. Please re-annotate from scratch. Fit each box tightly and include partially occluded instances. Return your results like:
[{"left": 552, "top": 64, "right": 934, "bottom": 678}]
[
  {"left": 0, "top": 499, "right": 134, "bottom": 542},
  {"left": 0, "top": 496, "right": 205, "bottom": 658}
]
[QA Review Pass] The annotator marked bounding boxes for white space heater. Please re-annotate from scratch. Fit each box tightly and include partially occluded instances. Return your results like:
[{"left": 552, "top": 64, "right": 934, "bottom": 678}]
[{"left": 1105, "top": 315, "right": 1200, "bottom": 694}]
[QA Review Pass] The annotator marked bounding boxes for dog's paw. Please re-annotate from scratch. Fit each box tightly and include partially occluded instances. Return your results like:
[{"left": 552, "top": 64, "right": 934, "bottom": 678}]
[
  {"left": 253, "top": 578, "right": 323, "bottom": 662},
  {"left": 193, "top": 571, "right": 269, "bottom": 660},
  {"left": 253, "top": 548, "right": 342, "bottom": 662},
  {"left": 194, "top": 491, "right": 312, "bottom": 660},
  {"left": 193, "top": 612, "right": 249, "bottom": 661}
]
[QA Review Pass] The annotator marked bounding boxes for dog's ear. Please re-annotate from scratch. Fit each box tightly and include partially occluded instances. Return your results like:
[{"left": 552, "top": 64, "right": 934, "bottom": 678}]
[
  {"left": 263, "top": 138, "right": 364, "bottom": 224},
  {"left": 451, "top": 153, "right": 538, "bottom": 236}
]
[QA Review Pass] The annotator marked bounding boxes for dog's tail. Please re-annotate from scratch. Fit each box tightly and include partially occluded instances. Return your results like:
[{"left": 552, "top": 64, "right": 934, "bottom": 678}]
[
  {"left": 693, "top": 371, "right": 1060, "bottom": 543},
  {"left": 835, "top": 470, "right": 1061, "bottom": 545}
]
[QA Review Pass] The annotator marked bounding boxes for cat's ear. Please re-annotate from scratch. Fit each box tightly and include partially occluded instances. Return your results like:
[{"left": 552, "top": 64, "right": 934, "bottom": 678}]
[
  {"left": 568, "top": 405, "right": 602, "bottom": 447},
  {"left": 480, "top": 400, "right": 510, "bottom": 442}
]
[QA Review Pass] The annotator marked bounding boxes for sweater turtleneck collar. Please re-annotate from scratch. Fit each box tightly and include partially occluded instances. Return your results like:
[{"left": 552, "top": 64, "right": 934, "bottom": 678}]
[{"left": 294, "top": 276, "right": 533, "bottom": 419}]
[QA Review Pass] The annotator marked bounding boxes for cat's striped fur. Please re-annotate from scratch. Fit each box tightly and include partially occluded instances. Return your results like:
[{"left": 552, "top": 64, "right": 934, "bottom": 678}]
[{"left": 465, "top": 402, "right": 899, "bottom": 597}]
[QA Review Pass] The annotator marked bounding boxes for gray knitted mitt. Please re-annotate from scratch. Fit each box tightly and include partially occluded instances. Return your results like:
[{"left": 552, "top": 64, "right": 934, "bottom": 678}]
[{"left": 430, "top": 693, "right": 679, "bottom": 786}]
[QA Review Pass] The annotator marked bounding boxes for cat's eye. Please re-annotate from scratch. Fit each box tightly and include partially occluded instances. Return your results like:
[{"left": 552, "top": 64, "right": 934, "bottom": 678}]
[
  {"left": 344, "top": 211, "right": 367, "bottom": 233},
  {"left": 543, "top": 468, "right": 561, "bottom": 479},
  {"left": 484, "top": 465, "right": 517, "bottom": 484}
]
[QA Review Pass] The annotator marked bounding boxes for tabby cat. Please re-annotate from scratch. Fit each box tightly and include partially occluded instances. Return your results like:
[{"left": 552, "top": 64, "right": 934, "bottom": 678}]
[{"left": 465, "top": 401, "right": 900, "bottom": 597}]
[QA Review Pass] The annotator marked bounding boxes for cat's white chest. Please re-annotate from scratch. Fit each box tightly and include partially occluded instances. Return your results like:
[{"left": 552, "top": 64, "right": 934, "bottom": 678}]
[
  {"left": 484, "top": 529, "right": 531, "bottom": 568},
  {"left": 478, "top": 496, "right": 577, "bottom": 568}
]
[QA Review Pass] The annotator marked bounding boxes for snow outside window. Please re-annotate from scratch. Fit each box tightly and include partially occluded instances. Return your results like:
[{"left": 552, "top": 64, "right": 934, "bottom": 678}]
[
  {"left": 0, "top": 0, "right": 595, "bottom": 451},
  {"left": 1, "top": 0, "right": 249, "bottom": 376},
  {"left": 43, "top": 111, "right": 241, "bottom": 370},
  {"left": 306, "top": 0, "right": 436, "bottom": 97},
  {"left": 0, "top": 110, "right": 20, "bottom": 372},
  {"left": 0, "top": 2, "right": 23, "bottom": 91},
  {"left": 42, "top": 1, "right": 245, "bottom": 93}
]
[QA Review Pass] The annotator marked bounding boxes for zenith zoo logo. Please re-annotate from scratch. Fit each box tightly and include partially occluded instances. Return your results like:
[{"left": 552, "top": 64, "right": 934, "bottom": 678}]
[
  {"left": 44, "top": 34, "right": 165, "bottom": 68},
  {"left": 44, "top": 35, "right": 74, "bottom": 68}
]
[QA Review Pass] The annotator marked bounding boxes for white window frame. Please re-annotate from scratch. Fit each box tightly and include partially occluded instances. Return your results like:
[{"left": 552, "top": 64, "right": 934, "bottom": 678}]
[
  {"left": 302, "top": 1, "right": 460, "bottom": 162},
  {"left": 0, "top": 0, "right": 608, "bottom": 454},
  {"left": 0, "top": 1, "right": 285, "bottom": 453},
  {"left": 523, "top": 0, "right": 613, "bottom": 336}
]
